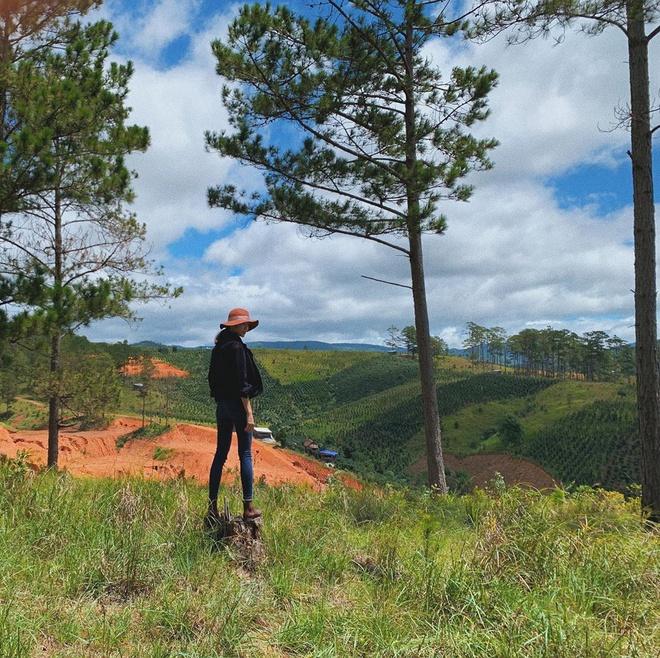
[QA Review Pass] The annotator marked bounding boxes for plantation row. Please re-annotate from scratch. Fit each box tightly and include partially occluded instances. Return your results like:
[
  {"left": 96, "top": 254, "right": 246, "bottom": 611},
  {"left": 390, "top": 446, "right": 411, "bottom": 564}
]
[
  {"left": 526, "top": 400, "right": 640, "bottom": 493},
  {"left": 306, "top": 373, "right": 558, "bottom": 480}
]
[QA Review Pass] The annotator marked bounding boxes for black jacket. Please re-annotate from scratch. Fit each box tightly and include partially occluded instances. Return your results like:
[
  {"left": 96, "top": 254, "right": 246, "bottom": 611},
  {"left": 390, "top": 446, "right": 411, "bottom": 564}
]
[{"left": 208, "top": 329, "right": 263, "bottom": 400}]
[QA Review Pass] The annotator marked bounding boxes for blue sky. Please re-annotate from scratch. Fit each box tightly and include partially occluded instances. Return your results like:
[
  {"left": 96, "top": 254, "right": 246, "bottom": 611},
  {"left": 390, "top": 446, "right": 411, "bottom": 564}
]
[{"left": 84, "top": 0, "right": 660, "bottom": 347}]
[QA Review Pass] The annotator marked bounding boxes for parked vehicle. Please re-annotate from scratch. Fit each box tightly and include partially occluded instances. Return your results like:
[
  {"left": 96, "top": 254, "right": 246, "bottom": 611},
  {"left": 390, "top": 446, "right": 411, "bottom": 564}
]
[{"left": 253, "top": 426, "right": 278, "bottom": 445}]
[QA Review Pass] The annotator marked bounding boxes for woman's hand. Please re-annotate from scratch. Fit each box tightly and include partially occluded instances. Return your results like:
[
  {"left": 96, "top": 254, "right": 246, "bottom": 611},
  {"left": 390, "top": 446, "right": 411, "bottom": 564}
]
[{"left": 242, "top": 397, "right": 254, "bottom": 433}]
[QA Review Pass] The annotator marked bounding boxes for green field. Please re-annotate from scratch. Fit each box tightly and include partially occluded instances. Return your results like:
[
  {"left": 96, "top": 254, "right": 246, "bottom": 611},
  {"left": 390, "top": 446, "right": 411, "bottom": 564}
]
[
  {"left": 434, "top": 380, "right": 624, "bottom": 455},
  {"left": 0, "top": 463, "right": 657, "bottom": 657}
]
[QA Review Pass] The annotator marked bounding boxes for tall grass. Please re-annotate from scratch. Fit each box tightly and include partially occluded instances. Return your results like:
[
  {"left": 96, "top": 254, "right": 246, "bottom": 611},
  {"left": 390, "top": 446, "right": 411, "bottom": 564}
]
[{"left": 0, "top": 457, "right": 657, "bottom": 657}]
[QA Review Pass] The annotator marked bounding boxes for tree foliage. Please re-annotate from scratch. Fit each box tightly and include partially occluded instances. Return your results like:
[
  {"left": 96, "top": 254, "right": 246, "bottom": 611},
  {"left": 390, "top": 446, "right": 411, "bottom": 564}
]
[
  {"left": 402, "top": 325, "right": 418, "bottom": 355},
  {"left": 207, "top": 1, "right": 498, "bottom": 243},
  {"left": 0, "top": 1, "right": 102, "bottom": 215},
  {"left": 0, "top": 14, "right": 180, "bottom": 466},
  {"left": 499, "top": 413, "right": 523, "bottom": 450}
]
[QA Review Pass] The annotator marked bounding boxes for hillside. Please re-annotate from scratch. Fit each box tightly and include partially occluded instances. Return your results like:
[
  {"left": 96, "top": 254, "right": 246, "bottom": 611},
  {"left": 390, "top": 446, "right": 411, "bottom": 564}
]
[
  {"left": 1, "top": 336, "right": 642, "bottom": 493},
  {"left": 0, "top": 416, "right": 360, "bottom": 491},
  {"left": 126, "top": 347, "right": 640, "bottom": 492},
  {"left": 0, "top": 466, "right": 657, "bottom": 656}
]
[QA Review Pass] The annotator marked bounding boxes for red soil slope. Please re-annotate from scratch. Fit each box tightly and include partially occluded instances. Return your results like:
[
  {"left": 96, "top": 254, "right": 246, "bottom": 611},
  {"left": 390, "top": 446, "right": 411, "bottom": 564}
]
[
  {"left": 409, "top": 452, "right": 557, "bottom": 489},
  {"left": 120, "top": 358, "right": 189, "bottom": 379},
  {"left": 0, "top": 418, "right": 360, "bottom": 490}
]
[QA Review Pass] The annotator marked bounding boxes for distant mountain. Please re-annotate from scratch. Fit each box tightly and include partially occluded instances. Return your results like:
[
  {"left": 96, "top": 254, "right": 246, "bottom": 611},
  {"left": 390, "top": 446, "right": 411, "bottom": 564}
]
[
  {"left": 449, "top": 347, "right": 469, "bottom": 357},
  {"left": 132, "top": 340, "right": 166, "bottom": 348},
  {"left": 126, "top": 339, "right": 390, "bottom": 352},
  {"left": 248, "top": 340, "right": 390, "bottom": 352},
  {"left": 130, "top": 339, "right": 465, "bottom": 353}
]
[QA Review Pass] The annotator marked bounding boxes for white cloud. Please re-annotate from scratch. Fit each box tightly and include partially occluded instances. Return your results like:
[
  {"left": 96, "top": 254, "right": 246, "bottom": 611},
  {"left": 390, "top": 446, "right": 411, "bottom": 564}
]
[
  {"left": 134, "top": 0, "right": 200, "bottom": 55},
  {"left": 425, "top": 25, "right": 658, "bottom": 182},
  {"left": 96, "top": 0, "right": 203, "bottom": 63},
  {"left": 84, "top": 3, "right": 659, "bottom": 348},
  {"left": 90, "top": 192, "right": 645, "bottom": 348},
  {"left": 108, "top": 7, "right": 244, "bottom": 253}
]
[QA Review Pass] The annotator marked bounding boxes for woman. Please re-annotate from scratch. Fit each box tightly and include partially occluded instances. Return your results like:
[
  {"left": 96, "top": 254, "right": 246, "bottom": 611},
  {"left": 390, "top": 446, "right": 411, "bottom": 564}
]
[{"left": 207, "top": 307, "right": 263, "bottom": 522}]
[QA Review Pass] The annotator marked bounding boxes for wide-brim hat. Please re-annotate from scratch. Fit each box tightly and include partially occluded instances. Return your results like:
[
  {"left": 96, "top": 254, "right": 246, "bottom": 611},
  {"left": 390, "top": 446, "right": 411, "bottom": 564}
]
[{"left": 221, "top": 307, "right": 259, "bottom": 330}]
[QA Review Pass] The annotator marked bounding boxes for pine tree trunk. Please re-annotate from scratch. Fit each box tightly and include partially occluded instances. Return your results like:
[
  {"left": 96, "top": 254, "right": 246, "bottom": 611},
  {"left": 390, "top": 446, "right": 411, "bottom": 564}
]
[
  {"left": 627, "top": 1, "right": 660, "bottom": 523},
  {"left": 408, "top": 230, "right": 448, "bottom": 493},
  {"left": 403, "top": 11, "right": 447, "bottom": 493},
  {"left": 47, "top": 186, "right": 63, "bottom": 469},
  {"left": 47, "top": 331, "right": 61, "bottom": 468},
  {"left": 0, "top": 13, "right": 11, "bottom": 216}
]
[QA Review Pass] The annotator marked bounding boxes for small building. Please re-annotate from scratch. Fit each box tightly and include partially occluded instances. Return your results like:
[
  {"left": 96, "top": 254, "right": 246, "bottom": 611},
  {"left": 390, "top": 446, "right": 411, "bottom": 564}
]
[
  {"left": 318, "top": 448, "right": 339, "bottom": 463},
  {"left": 303, "top": 439, "right": 319, "bottom": 454}
]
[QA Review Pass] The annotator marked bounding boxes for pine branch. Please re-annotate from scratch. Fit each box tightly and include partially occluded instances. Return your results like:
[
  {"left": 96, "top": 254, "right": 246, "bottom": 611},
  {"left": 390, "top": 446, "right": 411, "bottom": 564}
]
[{"left": 260, "top": 208, "right": 410, "bottom": 254}]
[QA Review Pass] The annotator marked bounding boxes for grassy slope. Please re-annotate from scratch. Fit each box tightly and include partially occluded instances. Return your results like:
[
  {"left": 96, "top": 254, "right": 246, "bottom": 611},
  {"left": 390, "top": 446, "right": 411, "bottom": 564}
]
[
  {"left": 433, "top": 380, "right": 623, "bottom": 456},
  {"left": 527, "top": 399, "right": 640, "bottom": 491},
  {"left": 0, "top": 398, "right": 49, "bottom": 431},
  {"left": 0, "top": 463, "right": 657, "bottom": 657}
]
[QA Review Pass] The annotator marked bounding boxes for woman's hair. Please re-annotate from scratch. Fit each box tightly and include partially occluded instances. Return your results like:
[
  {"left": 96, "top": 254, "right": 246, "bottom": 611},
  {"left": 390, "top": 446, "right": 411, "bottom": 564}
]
[{"left": 214, "top": 329, "right": 224, "bottom": 344}]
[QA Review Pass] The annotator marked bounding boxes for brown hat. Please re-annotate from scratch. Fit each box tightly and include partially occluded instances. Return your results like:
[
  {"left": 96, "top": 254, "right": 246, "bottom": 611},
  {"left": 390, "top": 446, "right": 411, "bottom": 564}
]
[{"left": 221, "top": 307, "right": 259, "bottom": 330}]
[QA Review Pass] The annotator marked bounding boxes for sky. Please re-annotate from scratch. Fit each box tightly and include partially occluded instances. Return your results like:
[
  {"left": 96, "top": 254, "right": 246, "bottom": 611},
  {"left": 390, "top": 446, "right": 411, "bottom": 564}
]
[{"left": 82, "top": 0, "right": 660, "bottom": 348}]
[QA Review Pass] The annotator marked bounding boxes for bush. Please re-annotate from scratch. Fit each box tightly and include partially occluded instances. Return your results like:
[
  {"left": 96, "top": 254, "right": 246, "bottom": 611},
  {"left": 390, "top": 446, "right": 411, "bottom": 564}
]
[{"left": 499, "top": 415, "right": 523, "bottom": 450}]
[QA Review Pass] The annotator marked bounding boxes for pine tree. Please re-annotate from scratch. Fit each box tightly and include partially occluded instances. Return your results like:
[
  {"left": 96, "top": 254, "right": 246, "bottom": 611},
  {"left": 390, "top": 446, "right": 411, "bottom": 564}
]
[
  {"left": 471, "top": 0, "right": 660, "bottom": 520},
  {"left": 402, "top": 325, "right": 418, "bottom": 356},
  {"left": 0, "top": 18, "right": 180, "bottom": 468},
  {"left": 385, "top": 325, "right": 403, "bottom": 352},
  {"left": 0, "top": 1, "right": 99, "bottom": 355},
  {"left": 206, "top": 0, "right": 498, "bottom": 492},
  {"left": 0, "top": 1, "right": 100, "bottom": 214}
]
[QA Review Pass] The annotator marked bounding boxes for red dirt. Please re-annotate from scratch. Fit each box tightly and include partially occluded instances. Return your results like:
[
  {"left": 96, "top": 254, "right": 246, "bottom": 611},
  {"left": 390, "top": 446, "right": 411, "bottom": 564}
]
[
  {"left": 409, "top": 452, "right": 558, "bottom": 490},
  {"left": 120, "top": 358, "right": 189, "bottom": 379},
  {"left": 0, "top": 417, "right": 361, "bottom": 491}
]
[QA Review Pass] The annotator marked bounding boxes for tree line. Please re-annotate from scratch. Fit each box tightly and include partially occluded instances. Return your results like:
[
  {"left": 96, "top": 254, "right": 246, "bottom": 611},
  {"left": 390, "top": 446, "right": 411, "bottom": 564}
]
[
  {"left": 463, "top": 322, "right": 635, "bottom": 381},
  {"left": 385, "top": 325, "right": 448, "bottom": 357}
]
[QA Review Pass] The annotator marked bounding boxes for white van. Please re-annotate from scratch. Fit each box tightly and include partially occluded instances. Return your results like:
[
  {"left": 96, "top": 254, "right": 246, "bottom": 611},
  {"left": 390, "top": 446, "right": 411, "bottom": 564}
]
[{"left": 253, "top": 426, "right": 278, "bottom": 444}]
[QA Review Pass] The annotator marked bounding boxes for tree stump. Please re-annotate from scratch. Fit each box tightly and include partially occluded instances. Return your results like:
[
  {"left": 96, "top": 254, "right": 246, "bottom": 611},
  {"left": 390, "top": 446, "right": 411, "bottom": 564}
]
[{"left": 205, "top": 498, "right": 264, "bottom": 569}]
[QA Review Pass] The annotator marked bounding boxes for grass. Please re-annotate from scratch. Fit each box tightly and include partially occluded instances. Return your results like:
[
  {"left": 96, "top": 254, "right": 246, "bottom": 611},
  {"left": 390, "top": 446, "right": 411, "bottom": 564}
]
[
  {"left": 0, "top": 458, "right": 657, "bottom": 657},
  {"left": 256, "top": 349, "right": 379, "bottom": 384},
  {"left": 0, "top": 398, "right": 49, "bottom": 431},
  {"left": 153, "top": 447, "right": 175, "bottom": 461},
  {"left": 116, "top": 422, "right": 170, "bottom": 448}
]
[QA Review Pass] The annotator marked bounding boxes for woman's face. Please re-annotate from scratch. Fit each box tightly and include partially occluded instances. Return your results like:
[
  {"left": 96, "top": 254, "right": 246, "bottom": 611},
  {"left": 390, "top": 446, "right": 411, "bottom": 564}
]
[{"left": 231, "top": 322, "right": 250, "bottom": 337}]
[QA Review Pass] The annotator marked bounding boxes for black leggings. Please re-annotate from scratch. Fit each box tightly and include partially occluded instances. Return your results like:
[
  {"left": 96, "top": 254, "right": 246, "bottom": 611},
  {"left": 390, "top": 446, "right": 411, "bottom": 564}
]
[{"left": 209, "top": 399, "right": 254, "bottom": 503}]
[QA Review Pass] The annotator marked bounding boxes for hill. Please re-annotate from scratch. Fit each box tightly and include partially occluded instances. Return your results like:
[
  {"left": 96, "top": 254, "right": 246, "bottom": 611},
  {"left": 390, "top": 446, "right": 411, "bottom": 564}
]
[
  {"left": 0, "top": 466, "right": 657, "bottom": 656},
  {"left": 0, "top": 336, "right": 642, "bottom": 493},
  {"left": 248, "top": 340, "right": 391, "bottom": 351},
  {"left": 121, "top": 347, "right": 640, "bottom": 493}
]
